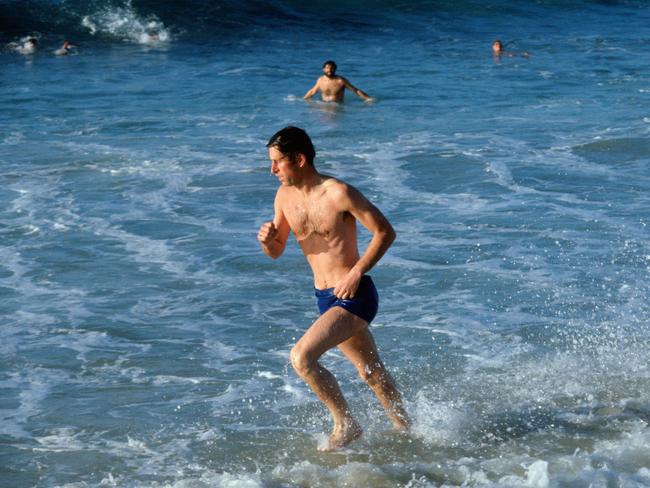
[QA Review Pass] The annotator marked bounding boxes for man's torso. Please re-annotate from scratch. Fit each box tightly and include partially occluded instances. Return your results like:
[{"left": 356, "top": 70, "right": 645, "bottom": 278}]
[
  {"left": 279, "top": 177, "right": 359, "bottom": 287},
  {"left": 318, "top": 76, "right": 346, "bottom": 102}
]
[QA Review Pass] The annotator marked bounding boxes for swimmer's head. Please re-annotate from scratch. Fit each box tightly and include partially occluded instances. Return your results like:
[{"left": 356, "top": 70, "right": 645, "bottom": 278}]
[
  {"left": 266, "top": 126, "right": 316, "bottom": 166},
  {"left": 492, "top": 39, "right": 503, "bottom": 54},
  {"left": 322, "top": 60, "right": 337, "bottom": 76},
  {"left": 18, "top": 37, "right": 38, "bottom": 54}
]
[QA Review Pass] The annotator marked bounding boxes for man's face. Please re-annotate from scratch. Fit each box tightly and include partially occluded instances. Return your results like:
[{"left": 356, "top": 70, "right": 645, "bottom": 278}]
[
  {"left": 269, "top": 147, "right": 299, "bottom": 186},
  {"left": 322, "top": 64, "right": 336, "bottom": 77}
]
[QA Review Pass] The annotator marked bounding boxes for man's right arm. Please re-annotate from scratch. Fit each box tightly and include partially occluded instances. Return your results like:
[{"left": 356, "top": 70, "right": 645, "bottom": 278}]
[
  {"left": 257, "top": 192, "right": 290, "bottom": 259},
  {"left": 303, "top": 78, "right": 320, "bottom": 100}
]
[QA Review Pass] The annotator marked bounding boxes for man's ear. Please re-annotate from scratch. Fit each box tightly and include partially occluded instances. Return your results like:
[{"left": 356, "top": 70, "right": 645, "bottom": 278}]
[{"left": 296, "top": 153, "right": 308, "bottom": 168}]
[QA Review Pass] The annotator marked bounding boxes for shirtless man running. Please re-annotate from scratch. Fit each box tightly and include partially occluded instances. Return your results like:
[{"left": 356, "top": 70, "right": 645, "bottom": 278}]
[
  {"left": 257, "top": 126, "right": 409, "bottom": 451},
  {"left": 304, "top": 60, "right": 373, "bottom": 103}
]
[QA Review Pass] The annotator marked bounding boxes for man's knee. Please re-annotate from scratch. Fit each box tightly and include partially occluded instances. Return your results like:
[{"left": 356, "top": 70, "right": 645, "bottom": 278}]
[
  {"left": 358, "top": 362, "right": 385, "bottom": 385},
  {"left": 290, "top": 345, "right": 316, "bottom": 377}
]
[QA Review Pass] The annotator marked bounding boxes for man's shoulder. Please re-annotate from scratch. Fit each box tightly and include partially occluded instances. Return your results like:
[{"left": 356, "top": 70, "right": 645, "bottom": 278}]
[
  {"left": 277, "top": 184, "right": 292, "bottom": 194},
  {"left": 321, "top": 174, "right": 344, "bottom": 187},
  {"left": 321, "top": 175, "right": 354, "bottom": 199},
  {"left": 275, "top": 185, "right": 292, "bottom": 203}
]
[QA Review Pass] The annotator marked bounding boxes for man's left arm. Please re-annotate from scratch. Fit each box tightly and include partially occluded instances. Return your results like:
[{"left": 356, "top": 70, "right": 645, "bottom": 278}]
[
  {"left": 333, "top": 184, "right": 395, "bottom": 299},
  {"left": 342, "top": 77, "right": 373, "bottom": 102}
]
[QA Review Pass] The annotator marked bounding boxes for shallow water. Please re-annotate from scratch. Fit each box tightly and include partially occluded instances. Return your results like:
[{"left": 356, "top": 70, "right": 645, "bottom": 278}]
[{"left": 2, "top": 1, "right": 650, "bottom": 487}]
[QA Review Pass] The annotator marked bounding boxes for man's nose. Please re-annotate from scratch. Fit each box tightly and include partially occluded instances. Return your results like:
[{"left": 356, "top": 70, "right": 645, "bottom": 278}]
[{"left": 271, "top": 162, "right": 278, "bottom": 174}]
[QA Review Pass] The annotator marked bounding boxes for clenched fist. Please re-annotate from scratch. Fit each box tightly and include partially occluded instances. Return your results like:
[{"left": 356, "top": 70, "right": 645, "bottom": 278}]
[{"left": 257, "top": 221, "right": 278, "bottom": 246}]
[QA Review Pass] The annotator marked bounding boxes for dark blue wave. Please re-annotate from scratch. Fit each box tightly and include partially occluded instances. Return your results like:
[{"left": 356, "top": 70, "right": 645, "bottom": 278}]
[{"left": 1, "top": 0, "right": 646, "bottom": 43}]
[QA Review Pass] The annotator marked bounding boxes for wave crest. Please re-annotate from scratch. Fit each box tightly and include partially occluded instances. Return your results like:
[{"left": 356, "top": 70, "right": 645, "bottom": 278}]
[{"left": 81, "top": 1, "right": 170, "bottom": 44}]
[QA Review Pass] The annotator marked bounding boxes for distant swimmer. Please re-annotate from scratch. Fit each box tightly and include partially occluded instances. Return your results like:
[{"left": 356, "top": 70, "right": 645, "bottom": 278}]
[
  {"left": 492, "top": 39, "right": 529, "bottom": 58},
  {"left": 304, "top": 60, "right": 373, "bottom": 103},
  {"left": 142, "top": 31, "right": 162, "bottom": 43},
  {"left": 54, "top": 40, "right": 76, "bottom": 56},
  {"left": 13, "top": 37, "right": 38, "bottom": 55},
  {"left": 257, "top": 126, "right": 410, "bottom": 451}
]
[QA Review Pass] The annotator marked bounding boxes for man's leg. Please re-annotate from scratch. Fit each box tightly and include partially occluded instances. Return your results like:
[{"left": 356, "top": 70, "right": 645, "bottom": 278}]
[
  {"left": 290, "top": 307, "right": 369, "bottom": 450},
  {"left": 338, "top": 328, "right": 411, "bottom": 430}
]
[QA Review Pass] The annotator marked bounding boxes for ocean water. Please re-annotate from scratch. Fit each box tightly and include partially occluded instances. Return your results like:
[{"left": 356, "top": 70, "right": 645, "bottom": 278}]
[{"left": 2, "top": 1, "right": 650, "bottom": 486}]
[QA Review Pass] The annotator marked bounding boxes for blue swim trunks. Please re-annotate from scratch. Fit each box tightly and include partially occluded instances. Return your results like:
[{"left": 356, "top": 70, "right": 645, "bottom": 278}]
[{"left": 315, "top": 275, "right": 379, "bottom": 324}]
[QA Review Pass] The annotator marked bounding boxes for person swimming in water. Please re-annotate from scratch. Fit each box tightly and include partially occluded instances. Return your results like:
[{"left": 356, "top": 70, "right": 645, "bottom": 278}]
[
  {"left": 54, "top": 40, "right": 76, "bottom": 56},
  {"left": 142, "top": 30, "right": 162, "bottom": 44},
  {"left": 492, "top": 39, "right": 529, "bottom": 58},
  {"left": 13, "top": 37, "right": 38, "bottom": 55},
  {"left": 304, "top": 60, "right": 373, "bottom": 103}
]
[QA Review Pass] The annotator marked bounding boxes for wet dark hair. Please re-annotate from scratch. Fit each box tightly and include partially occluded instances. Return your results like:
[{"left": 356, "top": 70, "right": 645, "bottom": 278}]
[
  {"left": 266, "top": 126, "right": 316, "bottom": 166},
  {"left": 322, "top": 60, "right": 337, "bottom": 71}
]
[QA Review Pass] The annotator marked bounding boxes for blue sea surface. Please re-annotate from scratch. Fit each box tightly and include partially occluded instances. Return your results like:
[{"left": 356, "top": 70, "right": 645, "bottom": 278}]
[{"left": 2, "top": 1, "right": 650, "bottom": 486}]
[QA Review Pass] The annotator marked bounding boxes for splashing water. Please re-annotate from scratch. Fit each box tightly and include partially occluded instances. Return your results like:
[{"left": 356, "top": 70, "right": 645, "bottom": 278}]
[{"left": 81, "top": 1, "right": 169, "bottom": 44}]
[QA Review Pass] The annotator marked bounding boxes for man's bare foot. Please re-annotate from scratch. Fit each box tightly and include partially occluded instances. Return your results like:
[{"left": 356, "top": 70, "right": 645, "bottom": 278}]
[
  {"left": 318, "top": 418, "right": 362, "bottom": 452},
  {"left": 387, "top": 409, "right": 411, "bottom": 431}
]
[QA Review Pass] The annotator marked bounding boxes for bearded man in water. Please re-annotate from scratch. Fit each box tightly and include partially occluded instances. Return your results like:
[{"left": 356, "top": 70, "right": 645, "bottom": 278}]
[
  {"left": 257, "top": 126, "right": 409, "bottom": 451},
  {"left": 303, "top": 60, "right": 373, "bottom": 103}
]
